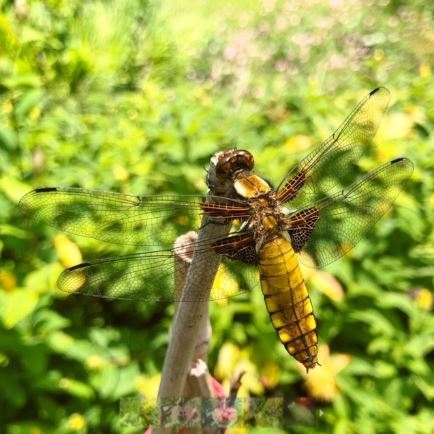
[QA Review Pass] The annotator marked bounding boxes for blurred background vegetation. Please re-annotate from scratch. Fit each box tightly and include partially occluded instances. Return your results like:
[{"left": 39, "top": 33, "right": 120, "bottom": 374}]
[{"left": 0, "top": 0, "right": 433, "bottom": 432}]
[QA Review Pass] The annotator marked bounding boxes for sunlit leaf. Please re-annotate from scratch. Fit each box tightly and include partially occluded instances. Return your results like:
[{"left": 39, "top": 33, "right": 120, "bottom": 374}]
[
  {"left": 53, "top": 234, "right": 83, "bottom": 268},
  {"left": 24, "top": 263, "right": 64, "bottom": 295},
  {"left": 0, "top": 176, "right": 32, "bottom": 202},
  {"left": 0, "top": 288, "right": 38, "bottom": 328},
  {"left": 215, "top": 342, "right": 241, "bottom": 379},
  {"left": 112, "top": 164, "right": 129, "bottom": 181},
  {"left": 310, "top": 270, "right": 344, "bottom": 302},
  {"left": 58, "top": 377, "right": 95, "bottom": 399}
]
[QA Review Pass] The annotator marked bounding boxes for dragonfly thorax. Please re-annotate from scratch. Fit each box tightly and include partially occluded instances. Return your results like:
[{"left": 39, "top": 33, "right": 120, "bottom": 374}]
[{"left": 244, "top": 191, "right": 293, "bottom": 251}]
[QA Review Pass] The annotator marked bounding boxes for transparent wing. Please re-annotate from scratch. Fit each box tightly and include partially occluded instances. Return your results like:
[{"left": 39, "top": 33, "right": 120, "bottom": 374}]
[
  {"left": 19, "top": 186, "right": 255, "bottom": 301},
  {"left": 277, "top": 87, "right": 391, "bottom": 205},
  {"left": 297, "top": 157, "right": 414, "bottom": 267},
  {"left": 19, "top": 187, "right": 250, "bottom": 248},
  {"left": 56, "top": 242, "right": 257, "bottom": 302}
]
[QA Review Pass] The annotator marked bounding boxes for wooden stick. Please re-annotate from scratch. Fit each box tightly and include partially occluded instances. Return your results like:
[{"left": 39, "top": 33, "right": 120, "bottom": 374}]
[
  {"left": 157, "top": 216, "right": 229, "bottom": 397},
  {"left": 155, "top": 151, "right": 234, "bottom": 433}
]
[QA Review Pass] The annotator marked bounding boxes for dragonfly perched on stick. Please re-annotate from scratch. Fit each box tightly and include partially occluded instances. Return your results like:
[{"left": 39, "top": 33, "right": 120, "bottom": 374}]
[{"left": 20, "top": 87, "right": 413, "bottom": 370}]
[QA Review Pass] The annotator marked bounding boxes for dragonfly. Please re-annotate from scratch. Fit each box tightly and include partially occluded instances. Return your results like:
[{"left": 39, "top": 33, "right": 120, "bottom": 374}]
[{"left": 19, "top": 87, "right": 413, "bottom": 371}]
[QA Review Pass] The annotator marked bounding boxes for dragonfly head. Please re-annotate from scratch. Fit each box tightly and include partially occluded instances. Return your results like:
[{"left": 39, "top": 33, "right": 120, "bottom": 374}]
[{"left": 207, "top": 149, "right": 255, "bottom": 198}]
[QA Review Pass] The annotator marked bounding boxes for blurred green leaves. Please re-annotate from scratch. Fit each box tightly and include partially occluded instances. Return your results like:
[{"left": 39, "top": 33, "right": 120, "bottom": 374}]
[{"left": 1, "top": 0, "right": 433, "bottom": 433}]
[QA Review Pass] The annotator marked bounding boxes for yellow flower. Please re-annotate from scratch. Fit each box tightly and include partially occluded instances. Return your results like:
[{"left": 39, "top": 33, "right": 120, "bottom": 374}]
[
  {"left": 0, "top": 270, "right": 17, "bottom": 292},
  {"left": 67, "top": 413, "right": 86, "bottom": 431},
  {"left": 409, "top": 288, "right": 433, "bottom": 311},
  {"left": 419, "top": 63, "right": 431, "bottom": 78}
]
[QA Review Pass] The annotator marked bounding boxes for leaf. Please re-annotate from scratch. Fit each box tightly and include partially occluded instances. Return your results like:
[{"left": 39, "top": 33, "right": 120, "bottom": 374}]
[
  {"left": 350, "top": 310, "right": 396, "bottom": 337},
  {"left": 310, "top": 270, "right": 344, "bottom": 302},
  {"left": 413, "top": 376, "right": 434, "bottom": 401},
  {"left": 0, "top": 288, "right": 38, "bottom": 328},
  {"left": 53, "top": 234, "right": 83, "bottom": 268},
  {"left": 58, "top": 377, "right": 95, "bottom": 399},
  {"left": 31, "top": 309, "right": 70, "bottom": 333},
  {"left": 24, "top": 262, "right": 64, "bottom": 295},
  {"left": 0, "top": 175, "right": 33, "bottom": 203}
]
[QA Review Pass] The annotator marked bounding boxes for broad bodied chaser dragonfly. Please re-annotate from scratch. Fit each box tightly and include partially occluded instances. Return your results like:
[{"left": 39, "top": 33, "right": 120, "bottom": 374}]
[{"left": 19, "top": 87, "right": 413, "bottom": 370}]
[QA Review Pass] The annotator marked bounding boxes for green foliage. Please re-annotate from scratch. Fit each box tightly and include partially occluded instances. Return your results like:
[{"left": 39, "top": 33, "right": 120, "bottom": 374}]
[{"left": 0, "top": 0, "right": 433, "bottom": 433}]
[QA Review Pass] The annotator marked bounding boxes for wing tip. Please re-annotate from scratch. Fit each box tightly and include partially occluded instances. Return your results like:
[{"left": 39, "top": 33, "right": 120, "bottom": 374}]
[
  {"left": 390, "top": 157, "right": 414, "bottom": 172},
  {"left": 369, "top": 87, "right": 390, "bottom": 99},
  {"left": 67, "top": 262, "right": 91, "bottom": 271},
  {"left": 34, "top": 187, "right": 58, "bottom": 193},
  {"left": 390, "top": 157, "right": 409, "bottom": 164}
]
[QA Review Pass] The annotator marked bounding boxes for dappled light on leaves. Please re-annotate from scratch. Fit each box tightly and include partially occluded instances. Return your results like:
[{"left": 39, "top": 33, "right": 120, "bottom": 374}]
[{"left": 1, "top": 0, "right": 431, "bottom": 432}]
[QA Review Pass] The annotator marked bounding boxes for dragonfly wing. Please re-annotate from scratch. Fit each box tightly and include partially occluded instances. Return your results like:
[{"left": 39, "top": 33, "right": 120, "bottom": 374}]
[
  {"left": 298, "top": 157, "right": 414, "bottom": 267},
  {"left": 212, "top": 232, "right": 258, "bottom": 264},
  {"left": 57, "top": 241, "right": 251, "bottom": 302},
  {"left": 55, "top": 226, "right": 257, "bottom": 302},
  {"left": 19, "top": 187, "right": 218, "bottom": 247},
  {"left": 19, "top": 187, "right": 254, "bottom": 302},
  {"left": 58, "top": 251, "right": 176, "bottom": 301},
  {"left": 277, "top": 87, "right": 391, "bottom": 206}
]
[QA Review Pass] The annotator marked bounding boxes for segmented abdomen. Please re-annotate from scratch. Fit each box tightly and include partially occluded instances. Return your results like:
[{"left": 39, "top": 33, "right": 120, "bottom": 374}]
[{"left": 258, "top": 235, "right": 318, "bottom": 371}]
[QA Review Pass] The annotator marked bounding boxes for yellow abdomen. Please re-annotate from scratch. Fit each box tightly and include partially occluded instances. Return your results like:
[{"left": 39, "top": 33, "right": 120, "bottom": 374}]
[{"left": 258, "top": 235, "right": 318, "bottom": 371}]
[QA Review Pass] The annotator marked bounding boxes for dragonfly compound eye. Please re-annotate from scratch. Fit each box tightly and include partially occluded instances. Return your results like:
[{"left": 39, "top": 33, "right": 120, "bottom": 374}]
[{"left": 215, "top": 149, "right": 255, "bottom": 178}]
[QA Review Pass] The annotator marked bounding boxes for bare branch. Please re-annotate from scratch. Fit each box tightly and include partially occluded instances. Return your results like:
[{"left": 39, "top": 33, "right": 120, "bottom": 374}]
[
  {"left": 154, "top": 151, "right": 237, "bottom": 433},
  {"left": 157, "top": 216, "right": 229, "bottom": 399}
]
